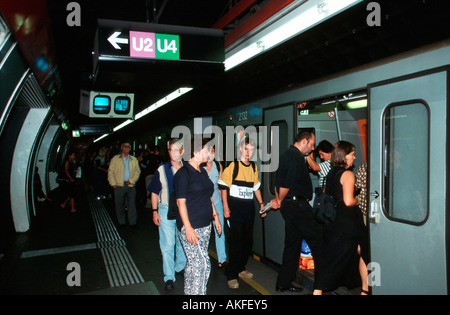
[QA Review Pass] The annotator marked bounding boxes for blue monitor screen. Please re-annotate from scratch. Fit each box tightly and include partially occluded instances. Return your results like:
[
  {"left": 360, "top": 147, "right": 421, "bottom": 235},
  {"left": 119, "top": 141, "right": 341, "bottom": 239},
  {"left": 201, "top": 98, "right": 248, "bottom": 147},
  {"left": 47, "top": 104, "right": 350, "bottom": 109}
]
[
  {"left": 93, "top": 96, "right": 111, "bottom": 114},
  {"left": 114, "top": 96, "right": 131, "bottom": 114}
]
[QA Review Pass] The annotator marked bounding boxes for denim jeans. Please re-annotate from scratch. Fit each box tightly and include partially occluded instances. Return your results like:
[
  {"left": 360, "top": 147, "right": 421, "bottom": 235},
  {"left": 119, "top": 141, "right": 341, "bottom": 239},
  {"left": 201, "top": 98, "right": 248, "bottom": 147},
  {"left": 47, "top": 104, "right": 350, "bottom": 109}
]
[
  {"left": 158, "top": 203, "right": 186, "bottom": 282},
  {"left": 213, "top": 201, "right": 227, "bottom": 263}
]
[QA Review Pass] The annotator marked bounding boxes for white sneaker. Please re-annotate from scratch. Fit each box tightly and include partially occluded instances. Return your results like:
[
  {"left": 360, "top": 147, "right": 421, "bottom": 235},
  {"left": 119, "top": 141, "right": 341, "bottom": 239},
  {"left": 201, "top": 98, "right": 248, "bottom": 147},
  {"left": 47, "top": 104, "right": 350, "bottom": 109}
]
[
  {"left": 228, "top": 279, "right": 239, "bottom": 289},
  {"left": 238, "top": 270, "right": 253, "bottom": 279}
]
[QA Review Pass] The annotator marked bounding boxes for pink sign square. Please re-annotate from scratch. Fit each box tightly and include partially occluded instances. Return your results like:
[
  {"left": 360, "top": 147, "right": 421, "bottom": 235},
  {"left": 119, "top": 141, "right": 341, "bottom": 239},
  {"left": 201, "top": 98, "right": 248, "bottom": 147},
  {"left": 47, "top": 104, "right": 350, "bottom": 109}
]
[{"left": 129, "top": 31, "right": 156, "bottom": 59}]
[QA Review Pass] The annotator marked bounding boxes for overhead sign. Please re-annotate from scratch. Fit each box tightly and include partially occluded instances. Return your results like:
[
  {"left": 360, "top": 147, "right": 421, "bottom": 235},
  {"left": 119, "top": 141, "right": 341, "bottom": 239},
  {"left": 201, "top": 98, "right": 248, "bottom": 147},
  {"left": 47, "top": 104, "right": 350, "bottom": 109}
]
[
  {"left": 108, "top": 31, "right": 180, "bottom": 60},
  {"left": 95, "top": 19, "right": 224, "bottom": 63}
]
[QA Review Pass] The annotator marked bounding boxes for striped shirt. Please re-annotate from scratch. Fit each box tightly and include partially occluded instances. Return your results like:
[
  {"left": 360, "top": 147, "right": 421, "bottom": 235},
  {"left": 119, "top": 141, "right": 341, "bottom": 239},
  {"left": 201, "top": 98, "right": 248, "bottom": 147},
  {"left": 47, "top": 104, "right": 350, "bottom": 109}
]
[{"left": 318, "top": 160, "right": 332, "bottom": 187}]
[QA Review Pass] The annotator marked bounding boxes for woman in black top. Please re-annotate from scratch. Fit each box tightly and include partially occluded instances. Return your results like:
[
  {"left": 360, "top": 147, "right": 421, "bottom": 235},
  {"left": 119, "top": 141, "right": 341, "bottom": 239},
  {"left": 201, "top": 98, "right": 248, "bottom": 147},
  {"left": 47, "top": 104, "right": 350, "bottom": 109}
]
[
  {"left": 319, "top": 141, "right": 369, "bottom": 295},
  {"left": 174, "top": 137, "right": 222, "bottom": 295}
]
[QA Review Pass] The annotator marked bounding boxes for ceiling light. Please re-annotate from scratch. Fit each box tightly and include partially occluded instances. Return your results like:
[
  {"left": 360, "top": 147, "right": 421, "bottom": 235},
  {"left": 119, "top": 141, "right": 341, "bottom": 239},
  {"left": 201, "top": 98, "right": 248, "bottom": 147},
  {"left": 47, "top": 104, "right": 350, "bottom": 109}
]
[
  {"left": 224, "top": 0, "right": 362, "bottom": 71},
  {"left": 134, "top": 87, "right": 192, "bottom": 120},
  {"left": 93, "top": 133, "right": 108, "bottom": 143},
  {"left": 345, "top": 99, "right": 367, "bottom": 109},
  {"left": 93, "top": 87, "right": 193, "bottom": 143}
]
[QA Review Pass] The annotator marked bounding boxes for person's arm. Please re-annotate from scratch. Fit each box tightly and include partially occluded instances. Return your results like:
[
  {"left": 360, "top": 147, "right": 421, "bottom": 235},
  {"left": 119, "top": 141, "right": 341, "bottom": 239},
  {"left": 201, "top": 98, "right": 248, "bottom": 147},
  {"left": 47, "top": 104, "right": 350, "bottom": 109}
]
[
  {"left": 212, "top": 198, "right": 221, "bottom": 236},
  {"left": 306, "top": 152, "right": 320, "bottom": 172},
  {"left": 148, "top": 169, "right": 162, "bottom": 226},
  {"left": 254, "top": 189, "right": 266, "bottom": 217},
  {"left": 221, "top": 189, "right": 230, "bottom": 219},
  {"left": 218, "top": 163, "right": 233, "bottom": 219},
  {"left": 64, "top": 161, "right": 75, "bottom": 182},
  {"left": 107, "top": 158, "right": 117, "bottom": 188},
  {"left": 151, "top": 192, "right": 161, "bottom": 226},
  {"left": 341, "top": 170, "right": 358, "bottom": 206}
]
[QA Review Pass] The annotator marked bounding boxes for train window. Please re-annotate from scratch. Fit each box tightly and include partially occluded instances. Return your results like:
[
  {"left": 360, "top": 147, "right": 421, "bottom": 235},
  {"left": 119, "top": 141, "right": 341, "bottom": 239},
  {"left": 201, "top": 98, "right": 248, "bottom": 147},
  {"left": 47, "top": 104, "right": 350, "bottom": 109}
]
[{"left": 383, "top": 101, "right": 429, "bottom": 225}]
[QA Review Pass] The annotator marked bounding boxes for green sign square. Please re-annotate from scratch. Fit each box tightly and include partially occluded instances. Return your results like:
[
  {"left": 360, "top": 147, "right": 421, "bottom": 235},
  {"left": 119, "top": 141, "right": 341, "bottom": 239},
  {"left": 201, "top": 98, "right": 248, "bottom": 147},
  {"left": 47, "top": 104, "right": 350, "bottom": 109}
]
[{"left": 155, "top": 34, "right": 180, "bottom": 60}]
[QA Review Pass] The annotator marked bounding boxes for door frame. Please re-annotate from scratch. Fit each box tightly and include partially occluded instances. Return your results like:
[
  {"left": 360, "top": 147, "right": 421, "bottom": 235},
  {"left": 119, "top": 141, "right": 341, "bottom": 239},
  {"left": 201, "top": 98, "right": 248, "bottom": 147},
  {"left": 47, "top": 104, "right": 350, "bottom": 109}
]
[
  {"left": 367, "top": 66, "right": 449, "bottom": 294},
  {"left": 259, "top": 102, "right": 296, "bottom": 263}
]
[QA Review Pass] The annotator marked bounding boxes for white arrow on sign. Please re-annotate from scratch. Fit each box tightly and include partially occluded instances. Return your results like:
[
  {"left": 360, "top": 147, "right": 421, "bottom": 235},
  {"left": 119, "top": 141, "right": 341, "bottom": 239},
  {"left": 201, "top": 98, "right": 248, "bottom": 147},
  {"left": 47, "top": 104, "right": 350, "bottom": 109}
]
[{"left": 108, "top": 31, "right": 129, "bottom": 49}]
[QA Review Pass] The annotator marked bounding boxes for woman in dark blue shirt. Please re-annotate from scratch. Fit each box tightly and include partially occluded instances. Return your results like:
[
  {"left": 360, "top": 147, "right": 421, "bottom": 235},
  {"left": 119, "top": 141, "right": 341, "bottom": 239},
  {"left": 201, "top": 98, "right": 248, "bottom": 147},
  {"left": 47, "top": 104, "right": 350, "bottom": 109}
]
[{"left": 174, "top": 137, "right": 222, "bottom": 295}]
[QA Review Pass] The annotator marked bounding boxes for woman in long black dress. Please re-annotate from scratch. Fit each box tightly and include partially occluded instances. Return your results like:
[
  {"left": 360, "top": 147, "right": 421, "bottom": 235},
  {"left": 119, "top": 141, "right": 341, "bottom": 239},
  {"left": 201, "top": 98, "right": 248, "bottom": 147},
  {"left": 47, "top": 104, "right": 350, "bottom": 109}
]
[{"left": 318, "top": 141, "right": 369, "bottom": 295}]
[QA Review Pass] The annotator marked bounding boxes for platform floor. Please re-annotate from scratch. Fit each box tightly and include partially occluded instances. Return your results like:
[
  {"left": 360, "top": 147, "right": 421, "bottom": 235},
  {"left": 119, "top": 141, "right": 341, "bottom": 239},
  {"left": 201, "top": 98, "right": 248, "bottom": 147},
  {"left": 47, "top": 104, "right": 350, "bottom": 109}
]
[{"left": 0, "top": 192, "right": 358, "bottom": 297}]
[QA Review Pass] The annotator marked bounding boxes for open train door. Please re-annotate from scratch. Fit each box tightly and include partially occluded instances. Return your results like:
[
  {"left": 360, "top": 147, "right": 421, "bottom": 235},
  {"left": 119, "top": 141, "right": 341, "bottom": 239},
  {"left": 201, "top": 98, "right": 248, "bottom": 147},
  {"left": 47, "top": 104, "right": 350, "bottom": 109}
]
[
  {"left": 260, "top": 103, "right": 296, "bottom": 264},
  {"left": 368, "top": 69, "right": 448, "bottom": 294}
]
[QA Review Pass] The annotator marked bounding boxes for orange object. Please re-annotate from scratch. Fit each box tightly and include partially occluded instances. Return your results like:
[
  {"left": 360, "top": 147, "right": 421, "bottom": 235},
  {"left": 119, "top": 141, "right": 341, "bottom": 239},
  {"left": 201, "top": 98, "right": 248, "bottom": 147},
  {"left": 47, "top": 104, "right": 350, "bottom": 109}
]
[{"left": 299, "top": 257, "right": 314, "bottom": 269}]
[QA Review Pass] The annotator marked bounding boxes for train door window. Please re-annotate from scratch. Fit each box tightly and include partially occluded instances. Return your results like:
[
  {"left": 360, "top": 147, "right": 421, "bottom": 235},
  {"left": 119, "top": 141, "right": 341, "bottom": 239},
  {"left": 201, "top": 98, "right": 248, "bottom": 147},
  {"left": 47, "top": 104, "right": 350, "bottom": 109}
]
[
  {"left": 269, "top": 120, "right": 288, "bottom": 195},
  {"left": 383, "top": 101, "right": 429, "bottom": 224}
]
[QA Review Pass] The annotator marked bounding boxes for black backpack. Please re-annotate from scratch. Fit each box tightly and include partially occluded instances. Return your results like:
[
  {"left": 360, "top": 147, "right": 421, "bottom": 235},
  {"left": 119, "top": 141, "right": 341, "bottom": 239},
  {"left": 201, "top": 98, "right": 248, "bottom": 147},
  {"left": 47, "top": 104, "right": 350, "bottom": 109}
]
[
  {"left": 312, "top": 189, "right": 337, "bottom": 225},
  {"left": 312, "top": 169, "right": 344, "bottom": 225}
]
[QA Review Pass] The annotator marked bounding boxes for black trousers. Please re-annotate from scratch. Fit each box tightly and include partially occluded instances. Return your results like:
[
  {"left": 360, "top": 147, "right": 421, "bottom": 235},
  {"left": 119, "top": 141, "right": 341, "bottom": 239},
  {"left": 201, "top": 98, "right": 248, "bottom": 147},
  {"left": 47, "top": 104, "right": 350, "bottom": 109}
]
[
  {"left": 226, "top": 220, "right": 253, "bottom": 280},
  {"left": 276, "top": 199, "right": 324, "bottom": 289}
]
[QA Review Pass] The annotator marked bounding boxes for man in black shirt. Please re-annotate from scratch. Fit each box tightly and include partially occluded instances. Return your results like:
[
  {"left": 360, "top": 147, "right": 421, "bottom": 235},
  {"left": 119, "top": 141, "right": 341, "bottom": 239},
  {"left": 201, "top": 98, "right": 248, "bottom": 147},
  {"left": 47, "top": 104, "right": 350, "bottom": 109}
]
[{"left": 271, "top": 130, "right": 324, "bottom": 294}]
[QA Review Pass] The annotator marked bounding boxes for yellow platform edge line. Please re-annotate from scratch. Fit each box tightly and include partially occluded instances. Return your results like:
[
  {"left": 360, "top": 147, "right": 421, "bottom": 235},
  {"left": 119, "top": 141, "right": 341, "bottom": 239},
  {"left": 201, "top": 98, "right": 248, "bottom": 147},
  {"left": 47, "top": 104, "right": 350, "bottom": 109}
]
[{"left": 209, "top": 250, "right": 272, "bottom": 296}]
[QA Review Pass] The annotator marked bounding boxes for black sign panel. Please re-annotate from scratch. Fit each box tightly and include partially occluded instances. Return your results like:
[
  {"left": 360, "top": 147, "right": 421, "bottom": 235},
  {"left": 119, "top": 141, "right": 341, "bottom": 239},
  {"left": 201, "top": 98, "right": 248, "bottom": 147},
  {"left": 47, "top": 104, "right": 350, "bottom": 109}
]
[{"left": 95, "top": 19, "right": 224, "bottom": 63}]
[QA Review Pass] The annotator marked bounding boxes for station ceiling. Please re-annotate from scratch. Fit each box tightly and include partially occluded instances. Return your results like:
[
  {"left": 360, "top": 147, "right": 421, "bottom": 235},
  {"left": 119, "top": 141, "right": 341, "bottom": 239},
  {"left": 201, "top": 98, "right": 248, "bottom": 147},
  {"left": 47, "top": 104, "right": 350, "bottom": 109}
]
[
  {"left": 117, "top": 0, "right": 450, "bottom": 139},
  {"left": 45, "top": 0, "right": 234, "bottom": 134},
  {"left": 7, "top": 0, "right": 450, "bottom": 141}
]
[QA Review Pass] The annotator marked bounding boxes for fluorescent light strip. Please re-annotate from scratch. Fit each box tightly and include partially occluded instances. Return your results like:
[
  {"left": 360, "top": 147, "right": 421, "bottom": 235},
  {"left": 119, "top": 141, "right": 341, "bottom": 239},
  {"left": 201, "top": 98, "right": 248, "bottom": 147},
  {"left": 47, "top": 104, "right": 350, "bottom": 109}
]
[
  {"left": 224, "top": 0, "right": 361, "bottom": 71},
  {"left": 93, "top": 133, "right": 109, "bottom": 143},
  {"left": 134, "top": 87, "right": 192, "bottom": 120},
  {"left": 93, "top": 87, "right": 192, "bottom": 143}
]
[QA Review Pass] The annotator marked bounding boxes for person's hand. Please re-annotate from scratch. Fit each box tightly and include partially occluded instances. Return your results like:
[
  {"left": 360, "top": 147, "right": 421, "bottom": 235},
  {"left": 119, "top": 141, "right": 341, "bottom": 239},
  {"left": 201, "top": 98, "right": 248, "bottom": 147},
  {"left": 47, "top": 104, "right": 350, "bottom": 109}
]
[
  {"left": 185, "top": 226, "right": 199, "bottom": 245},
  {"left": 260, "top": 203, "right": 267, "bottom": 218},
  {"left": 153, "top": 211, "right": 161, "bottom": 226},
  {"left": 270, "top": 198, "right": 281, "bottom": 209},
  {"left": 214, "top": 216, "right": 222, "bottom": 236},
  {"left": 223, "top": 205, "right": 230, "bottom": 219}
]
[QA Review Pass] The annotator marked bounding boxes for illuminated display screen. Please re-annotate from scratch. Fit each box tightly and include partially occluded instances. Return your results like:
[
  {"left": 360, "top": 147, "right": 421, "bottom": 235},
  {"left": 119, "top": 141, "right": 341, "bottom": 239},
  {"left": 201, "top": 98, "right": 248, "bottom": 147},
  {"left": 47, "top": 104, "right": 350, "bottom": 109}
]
[
  {"left": 114, "top": 96, "right": 131, "bottom": 114},
  {"left": 93, "top": 95, "right": 111, "bottom": 114}
]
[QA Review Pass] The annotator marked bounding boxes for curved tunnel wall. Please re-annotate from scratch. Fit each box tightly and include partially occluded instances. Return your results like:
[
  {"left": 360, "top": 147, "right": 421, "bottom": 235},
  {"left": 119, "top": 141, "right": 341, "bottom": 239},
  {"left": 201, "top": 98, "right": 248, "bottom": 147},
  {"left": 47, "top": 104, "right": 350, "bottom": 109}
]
[{"left": 1, "top": 18, "right": 59, "bottom": 245}]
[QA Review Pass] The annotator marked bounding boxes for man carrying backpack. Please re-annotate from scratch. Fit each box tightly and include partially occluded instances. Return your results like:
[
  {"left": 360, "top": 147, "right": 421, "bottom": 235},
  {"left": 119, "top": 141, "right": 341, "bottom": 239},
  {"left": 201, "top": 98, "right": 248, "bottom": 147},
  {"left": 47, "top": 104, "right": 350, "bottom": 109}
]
[{"left": 218, "top": 136, "right": 265, "bottom": 289}]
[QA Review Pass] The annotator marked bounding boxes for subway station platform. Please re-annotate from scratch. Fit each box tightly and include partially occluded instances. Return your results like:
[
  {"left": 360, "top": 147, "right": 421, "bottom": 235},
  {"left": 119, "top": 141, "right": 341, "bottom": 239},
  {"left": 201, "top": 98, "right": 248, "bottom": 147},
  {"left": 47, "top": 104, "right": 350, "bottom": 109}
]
[{"left": 0, "top": 191, "right": 358, "bottom": 297}]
